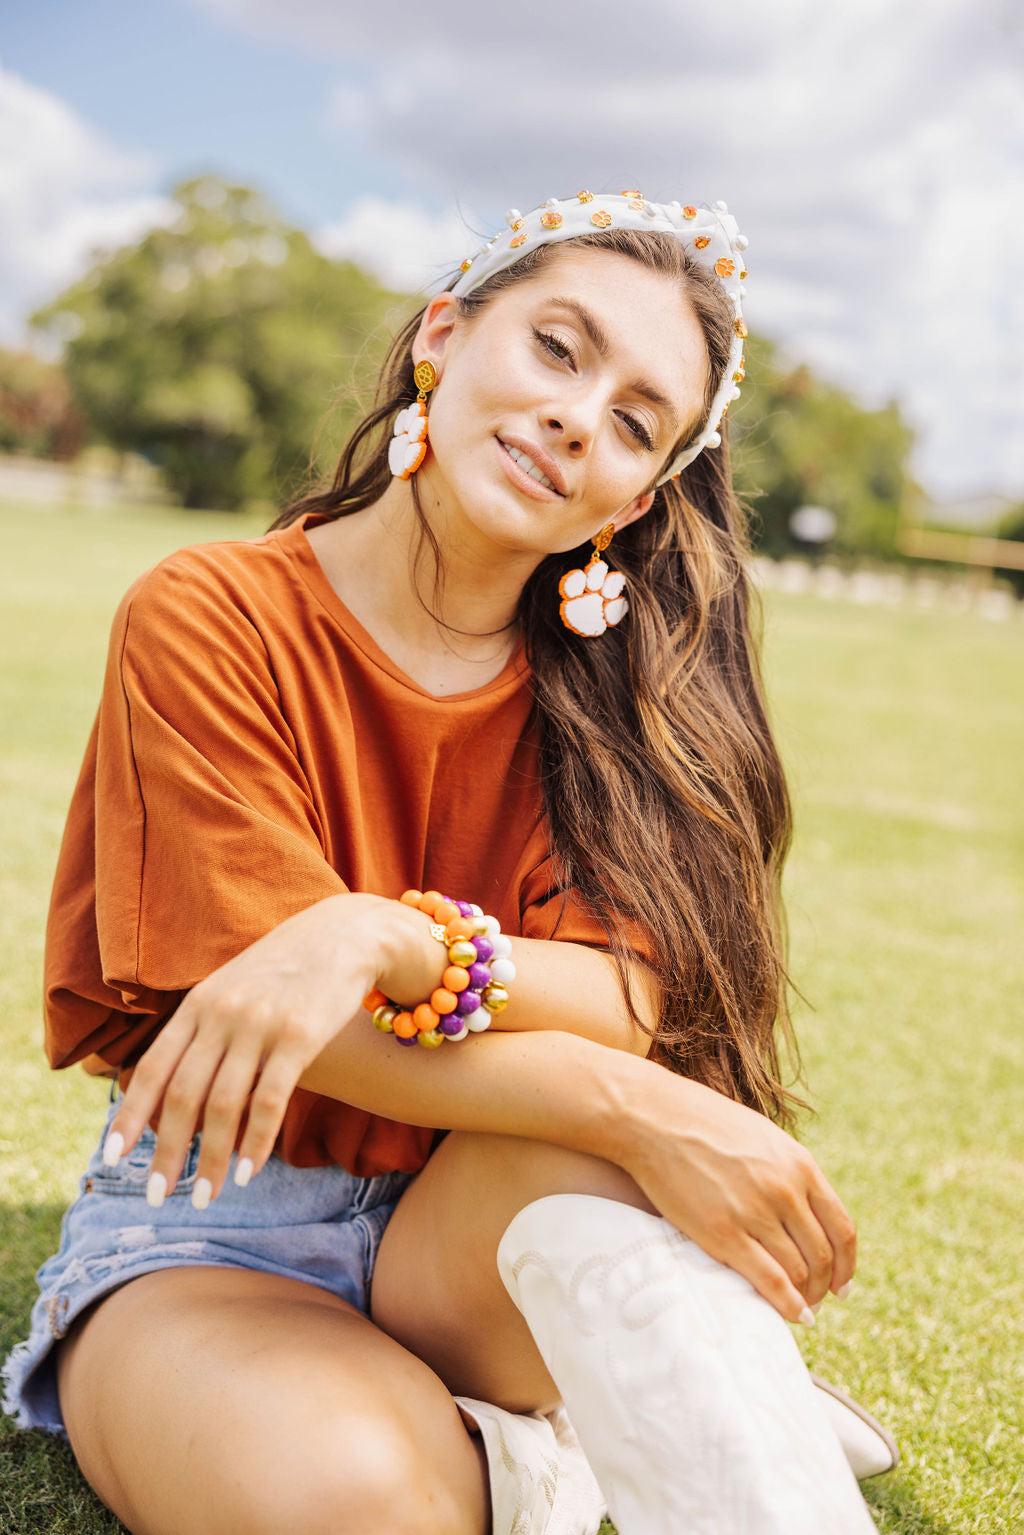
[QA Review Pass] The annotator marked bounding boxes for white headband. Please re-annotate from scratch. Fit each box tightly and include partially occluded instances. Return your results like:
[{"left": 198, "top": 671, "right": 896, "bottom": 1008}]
[{"left": 451, "top": 190, "right": 748, "bottom": 485}]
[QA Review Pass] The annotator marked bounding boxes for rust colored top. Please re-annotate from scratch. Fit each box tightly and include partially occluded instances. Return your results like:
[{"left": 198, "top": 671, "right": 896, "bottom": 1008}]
[{"left": 44, "top": 513, "right": 637, "bottom": 1176}]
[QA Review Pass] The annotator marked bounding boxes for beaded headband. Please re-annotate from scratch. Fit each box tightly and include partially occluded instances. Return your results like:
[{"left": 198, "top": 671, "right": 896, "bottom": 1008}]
[{"left": 450, "top": 190, "right": 749, "bottom": 485}]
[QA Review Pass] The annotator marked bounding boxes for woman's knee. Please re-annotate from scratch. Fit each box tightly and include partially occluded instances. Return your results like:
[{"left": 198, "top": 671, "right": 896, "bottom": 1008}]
[{"left": 264, "top": 1416, "right": 486, "bottom": 1535}]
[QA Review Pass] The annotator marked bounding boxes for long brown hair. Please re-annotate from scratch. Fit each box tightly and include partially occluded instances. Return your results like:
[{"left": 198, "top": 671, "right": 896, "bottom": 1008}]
[{"left": 273, "top": 230, "right": 801, "bottom": 1126}]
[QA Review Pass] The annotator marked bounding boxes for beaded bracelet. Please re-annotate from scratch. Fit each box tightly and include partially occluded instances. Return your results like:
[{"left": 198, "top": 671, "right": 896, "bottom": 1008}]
[{"left": 362, "top": 889, "right": 517, "bottom": 1048}]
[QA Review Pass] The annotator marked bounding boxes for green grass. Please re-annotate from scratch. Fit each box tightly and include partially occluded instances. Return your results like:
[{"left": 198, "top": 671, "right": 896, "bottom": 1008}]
[{"left": 2, "top": 501, "right": 1022, "bottom": 1532}]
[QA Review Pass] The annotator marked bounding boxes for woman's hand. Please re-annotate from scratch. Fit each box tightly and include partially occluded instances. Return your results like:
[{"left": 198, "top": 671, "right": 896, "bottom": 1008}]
[
  {"left": 103, "top": 893, "right": 438, "bottom": 1207},
  {"left": 614, "top": 1065, "right": 856, "bottom": 1322}
]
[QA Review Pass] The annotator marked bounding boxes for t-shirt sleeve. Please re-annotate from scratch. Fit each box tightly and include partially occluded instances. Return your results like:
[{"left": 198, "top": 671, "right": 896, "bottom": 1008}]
[
  {"left": 515, "top": 832, "right": 659, "bottom": 969},
  {"left": 44, "top": 552, "right": 346, "bottom": 1072}
]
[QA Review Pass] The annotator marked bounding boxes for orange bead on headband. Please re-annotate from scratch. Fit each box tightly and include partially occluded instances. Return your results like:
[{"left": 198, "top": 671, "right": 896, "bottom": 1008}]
[{"left": 451, "top": 190, "right": 749, "bottom": 483}]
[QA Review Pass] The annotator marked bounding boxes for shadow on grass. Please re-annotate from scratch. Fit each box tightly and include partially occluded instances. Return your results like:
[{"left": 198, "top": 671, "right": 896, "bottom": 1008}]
[
  {"left": 1, "top": 1201, "right": 127, "bottom": 1535},
  {"left": 864, "top": 1477, "right": 958, "bottom": 1534}
]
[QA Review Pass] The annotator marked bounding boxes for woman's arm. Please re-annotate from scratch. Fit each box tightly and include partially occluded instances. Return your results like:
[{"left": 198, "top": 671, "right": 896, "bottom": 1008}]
[{"left": 108, "top": 892, "right": 854, "bottom": 1323}]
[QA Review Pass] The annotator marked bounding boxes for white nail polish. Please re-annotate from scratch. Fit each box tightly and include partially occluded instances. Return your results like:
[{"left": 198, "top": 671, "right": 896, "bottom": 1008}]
[
  {"left": 837, "top": 1279, "right": 854, "bottom": 1301},
  {"left": 192, "top": 1177, "right": 212, "bottom": 1211},
  {"left": 102, "top": 1131, "right": 124, "bottom": 1167},
  {"left": 798, "top": 1305, "right": 816, "bottom": 1327},
  {"left": 234, "top": 1157, "right": 254, "bottom": 1188},
  {"left": 812, "top": 1299, "right": 824, "bottom": 1314},
  {"left": 146, "top": 1171, "right": 167, "bottom": 1208}
]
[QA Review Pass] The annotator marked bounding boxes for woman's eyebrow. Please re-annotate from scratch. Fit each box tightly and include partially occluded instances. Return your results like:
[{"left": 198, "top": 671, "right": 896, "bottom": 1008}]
[{"left": 545, "top": 296, "right": 680, "bottom": 428}]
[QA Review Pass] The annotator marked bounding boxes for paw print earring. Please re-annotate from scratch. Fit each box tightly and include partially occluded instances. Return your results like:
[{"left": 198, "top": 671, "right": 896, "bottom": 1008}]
[
  {"left": 558, "top": 523, "right": 629, "bottom": 637},
  {"left": 389, "top": 360, "right": 437, "bottom": 480}
]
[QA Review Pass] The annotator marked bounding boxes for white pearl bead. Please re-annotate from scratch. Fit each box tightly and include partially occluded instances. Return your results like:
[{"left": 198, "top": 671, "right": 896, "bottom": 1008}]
[
  {"left": 445, "top": 1022, "right": 469, "bottom": 1042},
  {"left": 468, "top": 903, "right": 484, "bottom": 918},
  {"left": 490, "top": 933, "right": 512, "bottom": 958},
  {"left": 707, "top": 430, "right": 722, "bottom": 448},
  {"left": 712, "top": 200, "right": 728, "bottom": 213},
  {"left": 730, "top": 385, "right": 741, "bottom": 400},
  {"left": 735, "top": 234, "right": 749, "bottom": 250},
  {"left": 465, "top": 1008, "right": 492, "bottom": 1032},
  {"left": 505, "top": 208, "right": 522, "bottom": 228},
  {"left": 544, "top": 197, "right": 559, "bottom": 208},
  {"left": 490, "top": 958, "right": 516, "bottom": 984},
  {"left": 483, "top": 915, "right": 502, "bottom": 938}
]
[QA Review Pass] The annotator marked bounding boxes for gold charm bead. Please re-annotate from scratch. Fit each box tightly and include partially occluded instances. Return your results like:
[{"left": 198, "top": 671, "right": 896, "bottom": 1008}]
[
  {"left": 470, "top": 915, "right": 490, "bottom": 936},
  {"left": 577, "top": 189, "right": 594, "bottom": 203},
  {"left": 460, "top": 257, "right": 473, "bottom": 273},
  {"left": 417, "top": 1028, "right": 445, "bottom": 1049},
  {"left": 734, "top": 318, "right": 749, "bottom": 338},
  {"left": 621, "top": 189, "right": 642, "bottom": 198},
  {"left": 481, "top": 981, "right": 510, "bottom": 1014},
  {"left": 509, "top": 217, "right": 524, "bottom": 231},
  {"left": 413, "top": 360, "right": 438, "bottom": 396},
  {"left": 590, "top": 210, "right": 613, "bottom": 229},
  {"left": 448, "top": 938, "right": 478, "bottom": 967},
  {"left": 715, "top": 257, "right": 735, "bottom": 277},
  {"left": 510, "top": 232, "right": 528, "bottom": 248},
  {"left": 682, "top": 205, "right": 697, "bottom": 220},
  {"left": 428, "top": 922, "right": 448, "bottom": 943},
  {"left": 740, "top": 267, "right": 748, "bottom": 279},
  {"left": 372, "top": 1004, "right": 398, "bottom": 1033},
  {"left": 540, "top": 210, "right": 564, "bottom": 229},
  {"left": 733, "top": 366, "right": 746, "bottom": 383},
  {"left": 694, "top": 235, "right": 711, "bottom": 250}
]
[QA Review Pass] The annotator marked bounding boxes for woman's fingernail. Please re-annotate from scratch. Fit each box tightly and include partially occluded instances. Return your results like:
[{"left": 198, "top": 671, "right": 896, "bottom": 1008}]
[
  {"left": 798, "top": 1305, "right": 816, "bottom": 1327},
  {"left": 192, "top": 1177, "right": 212, "bottom": 1211},
  {"left": 146, "top": 1171, "right": 167, "bottom": 1208},
  {"left": 102, "top": 1131, "right": 124, "bottom": 1167},
  {"left": 837, "top": 1279, "right": 855, "bottom": 1301},
  {"left": 234, "top": 1157, "right": 254, "bottom": 1188},
  {"left": 812, "top": 1299, "right": 824, "bottom": 1314}
]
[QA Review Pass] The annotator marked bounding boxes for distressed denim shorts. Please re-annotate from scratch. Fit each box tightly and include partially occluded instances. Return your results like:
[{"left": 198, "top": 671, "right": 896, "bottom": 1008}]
[{"left": 2, "top": 1099, "right": 414, "bottom": 1435}]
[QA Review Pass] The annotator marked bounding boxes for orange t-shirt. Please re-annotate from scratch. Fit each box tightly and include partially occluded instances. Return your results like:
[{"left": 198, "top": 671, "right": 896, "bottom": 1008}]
[{"left": 44, "top": 513, "right": 634, "bottom": 1176}]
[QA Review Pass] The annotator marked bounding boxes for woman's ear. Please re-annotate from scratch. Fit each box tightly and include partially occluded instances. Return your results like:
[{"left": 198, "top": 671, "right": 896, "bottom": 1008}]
[
  {"left": 412, "top": 292, "right": 459, "bottom": 380},
  {"left": 614, "top": 489, "right": 656, "bottom": 533}
]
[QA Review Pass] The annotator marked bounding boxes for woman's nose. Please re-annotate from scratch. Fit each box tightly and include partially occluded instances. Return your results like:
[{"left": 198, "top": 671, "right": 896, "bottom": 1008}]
[{"left": 544, "top": 414, "right": 589, "bottom": 456}]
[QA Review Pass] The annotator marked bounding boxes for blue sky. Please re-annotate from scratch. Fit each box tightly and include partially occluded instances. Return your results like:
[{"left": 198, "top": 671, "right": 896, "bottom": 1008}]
[{"left": 3, "top": 0, "right": 1023, "bottom": 503}]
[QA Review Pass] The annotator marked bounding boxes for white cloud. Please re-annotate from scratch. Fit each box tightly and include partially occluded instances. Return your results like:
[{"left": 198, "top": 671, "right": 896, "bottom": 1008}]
[
  {"left": 192, "top": 0, "right": 1024, "bottom": 497},
  {"left": 0, "top": 66, "right": 175, "bottom": 345},
  {"left": 313, "top": 197, "right": 480, "bottom": 293}
]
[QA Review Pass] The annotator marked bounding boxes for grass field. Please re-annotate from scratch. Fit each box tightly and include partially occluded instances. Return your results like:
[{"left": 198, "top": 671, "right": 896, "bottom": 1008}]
[{"left": 2, "top": 501, "right": 1022, "bottom": 1533}]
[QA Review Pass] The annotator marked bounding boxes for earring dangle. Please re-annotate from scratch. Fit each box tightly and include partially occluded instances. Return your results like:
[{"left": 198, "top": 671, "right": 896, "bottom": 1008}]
[
  {"left": 389, "top": 359, "right": 437, "bottom": 480},
  {"left": 558, "top": 523, "right": 629, "bottom": 637}
]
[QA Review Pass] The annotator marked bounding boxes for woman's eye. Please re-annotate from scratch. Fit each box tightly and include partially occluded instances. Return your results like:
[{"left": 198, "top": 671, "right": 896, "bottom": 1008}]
[
  {"left": 536, "top": 329, "right": 574, "bottom": 363},
  {"left": 621, "top": 414, "right": 654, "bottom": 450}
]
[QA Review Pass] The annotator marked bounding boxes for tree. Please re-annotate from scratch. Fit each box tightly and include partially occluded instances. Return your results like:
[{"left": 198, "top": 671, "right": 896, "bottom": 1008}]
[
  {"left": 0, "top": 347, "right": 84, "bottom": 460},
  {"left": 729, "top": 335, "right": 916, "bottom": 559},
  {"left": 32, "top": 177, "right": 409, "bottom": 509}
]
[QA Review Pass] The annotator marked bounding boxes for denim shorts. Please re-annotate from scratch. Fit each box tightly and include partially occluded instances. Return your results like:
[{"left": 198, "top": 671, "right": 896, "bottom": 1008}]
[{"left": 1, "top": 1100, "right": 414, "bottom": 1435}]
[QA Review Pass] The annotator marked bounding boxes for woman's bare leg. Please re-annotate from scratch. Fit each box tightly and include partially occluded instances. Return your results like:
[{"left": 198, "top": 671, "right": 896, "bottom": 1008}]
[
  {"left": 57, "top": 1266, "right": 489, "bottom": 1535},
  {"left": 371, "top": 1131, "right": 655, "bottom": 1409}
]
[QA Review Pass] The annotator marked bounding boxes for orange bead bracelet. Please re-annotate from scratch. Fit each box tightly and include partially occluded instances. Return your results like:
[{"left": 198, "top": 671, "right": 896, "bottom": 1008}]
[{"left": 362, "top": 889, "right": 516, "bottom": 1048}]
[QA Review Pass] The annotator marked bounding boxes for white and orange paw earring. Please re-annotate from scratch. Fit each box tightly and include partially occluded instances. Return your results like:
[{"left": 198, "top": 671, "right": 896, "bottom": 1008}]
[
  {"left": 388, "top": 359, "right": 437, "bottom": 480},
  {"left": 559, "top": 523, "right": 629, "bottom": 637}
]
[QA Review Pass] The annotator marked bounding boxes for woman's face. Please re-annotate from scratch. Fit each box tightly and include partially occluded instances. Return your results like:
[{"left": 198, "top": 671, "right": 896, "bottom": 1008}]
[{"left": 415, "top": 248, "right": 710, "bottom": 558}]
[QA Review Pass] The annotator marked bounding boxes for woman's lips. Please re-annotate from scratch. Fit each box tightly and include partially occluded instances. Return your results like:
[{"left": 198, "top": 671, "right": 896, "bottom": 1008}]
[{"left": 495, "top": 437, "right": 565, "bottom": 501}]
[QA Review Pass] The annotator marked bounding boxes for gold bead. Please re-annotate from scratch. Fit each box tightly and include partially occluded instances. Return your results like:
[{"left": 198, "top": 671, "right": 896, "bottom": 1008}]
[
  {"left": 448, "top": 938, "right": 477, "bottom": 967},
  {"left": 372, "top": 1004, "right": 397, "bottom": 1033},
  {"left": 734, "top": 318, "right": 748, "bottom": 339},
  {"left": 417, "top": 1028, "right": 444, "bottom": 1049},
  {"left": 460, "top": 257, "right": 473, "bottom": 272},
  {"left": 481, "top": 981, "right": 510, "bottom": 1014},
  {"left": 470, "top": 915, "right": 490, "bottom": 936},
  {"left": 577, "top": 189, "right": 594, "bottom": 203}
]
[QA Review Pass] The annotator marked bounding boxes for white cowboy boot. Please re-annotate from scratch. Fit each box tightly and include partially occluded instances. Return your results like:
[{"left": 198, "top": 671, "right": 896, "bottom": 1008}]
[{"left": 497, "top": 1193, "right": 880, "bottom": 1535}]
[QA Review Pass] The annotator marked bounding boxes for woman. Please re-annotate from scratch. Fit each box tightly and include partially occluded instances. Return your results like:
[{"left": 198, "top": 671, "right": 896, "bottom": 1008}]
[{"left": 3, "top": 191, "right": 894, "bottom": 1534}]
